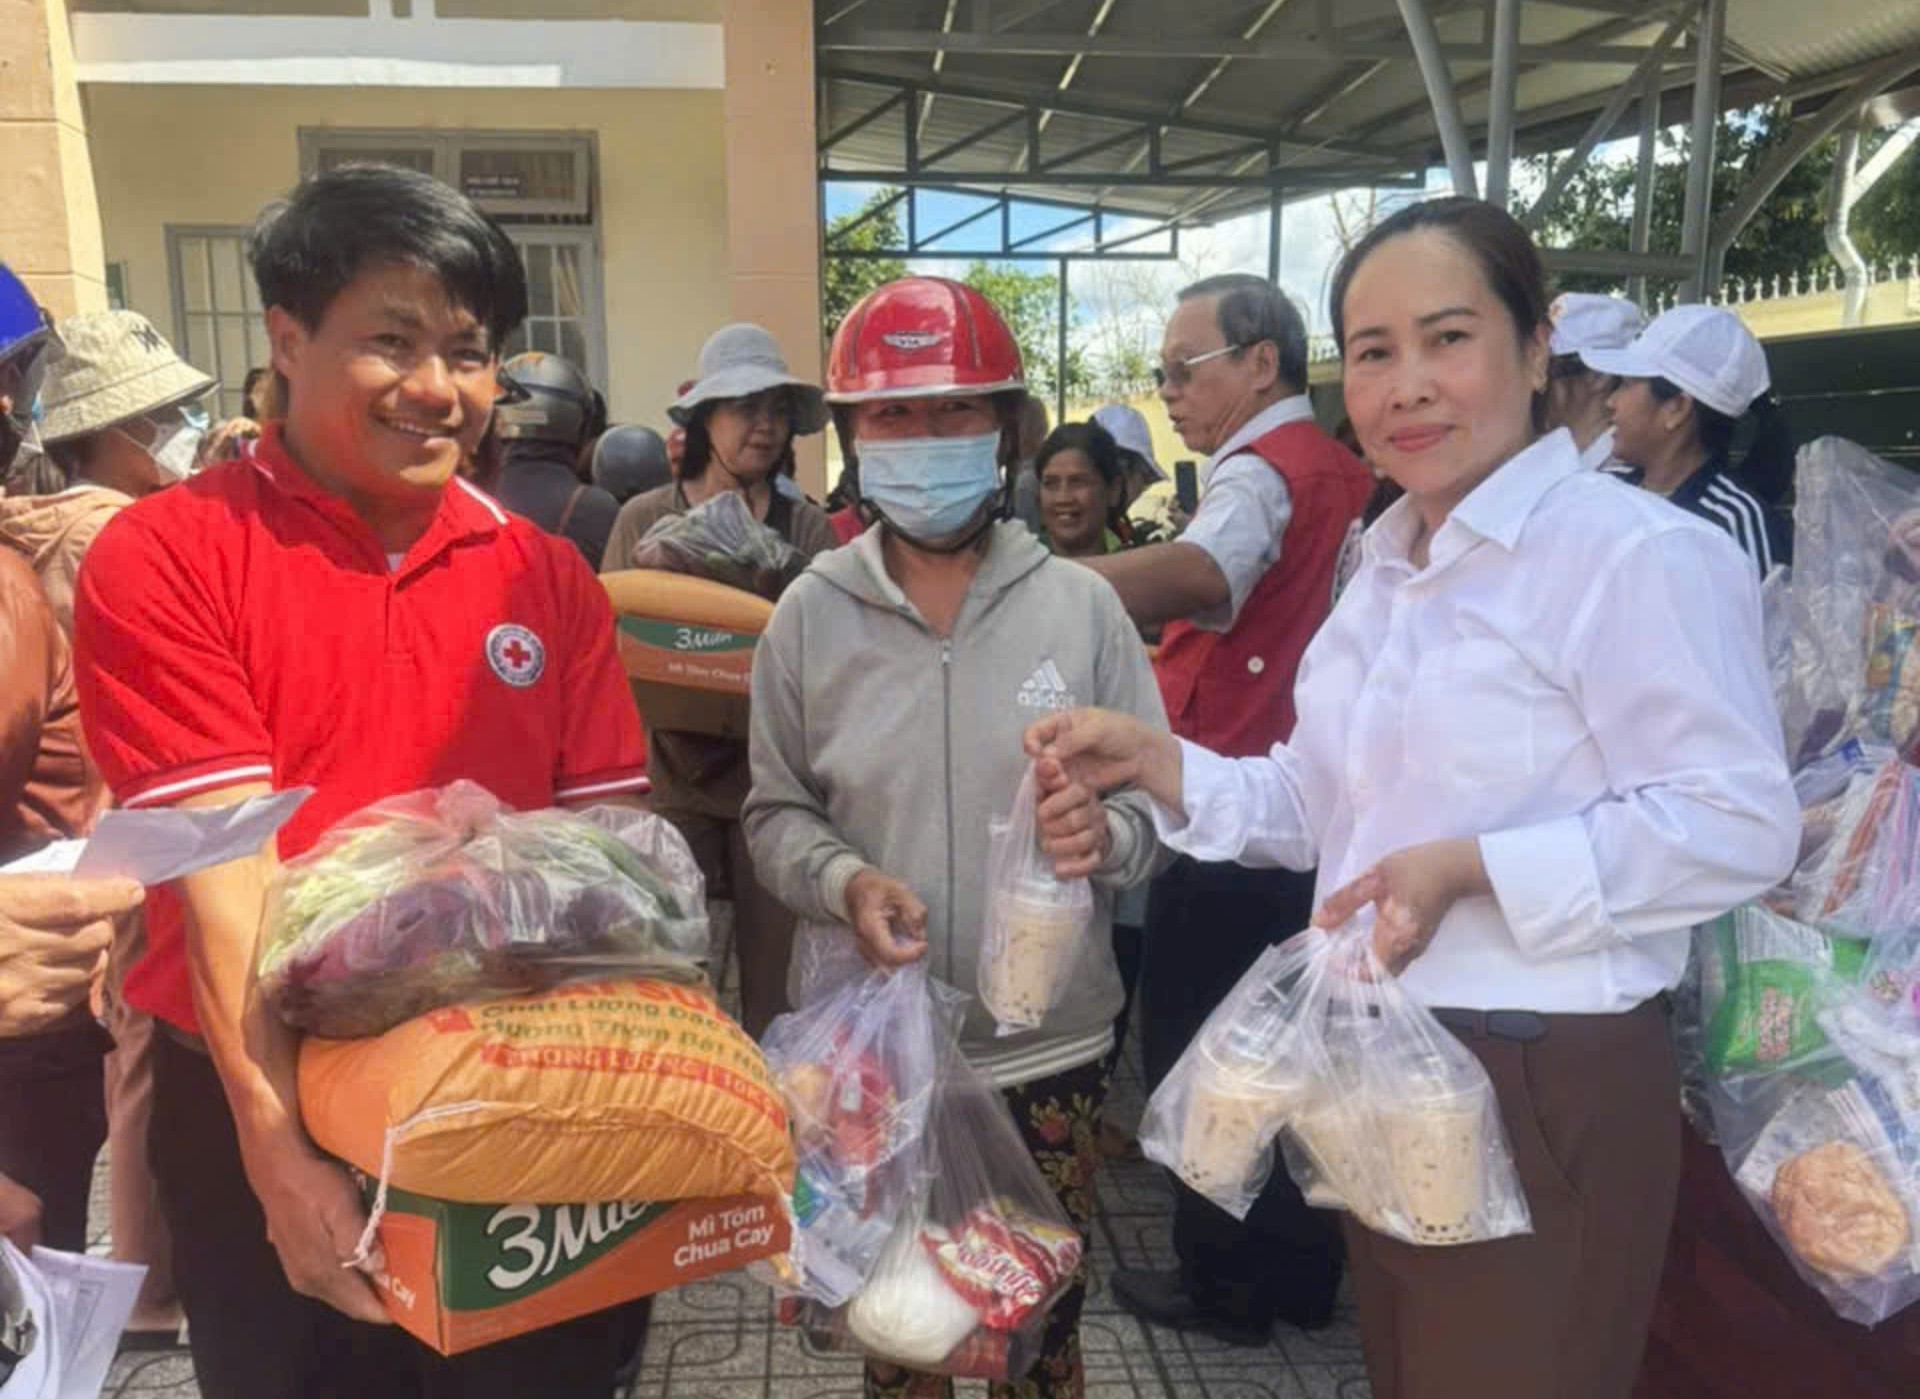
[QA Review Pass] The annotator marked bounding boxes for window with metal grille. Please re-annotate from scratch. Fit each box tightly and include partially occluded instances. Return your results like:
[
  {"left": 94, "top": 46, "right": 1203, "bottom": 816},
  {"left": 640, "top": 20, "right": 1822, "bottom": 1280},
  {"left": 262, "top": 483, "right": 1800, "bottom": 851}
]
[
  {"left": 503, "top": 231, "right": 603, "bottom": 376},
  {"left": 165, "top": 228, "right": 271, "bottom": 421}
]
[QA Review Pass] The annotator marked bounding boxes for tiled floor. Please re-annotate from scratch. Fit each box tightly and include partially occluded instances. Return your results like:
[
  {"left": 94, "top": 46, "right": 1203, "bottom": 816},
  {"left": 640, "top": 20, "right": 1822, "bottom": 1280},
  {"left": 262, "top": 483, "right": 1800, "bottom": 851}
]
[{"left": 91, "top": 905, "right": 1368, "bottom": 1398}]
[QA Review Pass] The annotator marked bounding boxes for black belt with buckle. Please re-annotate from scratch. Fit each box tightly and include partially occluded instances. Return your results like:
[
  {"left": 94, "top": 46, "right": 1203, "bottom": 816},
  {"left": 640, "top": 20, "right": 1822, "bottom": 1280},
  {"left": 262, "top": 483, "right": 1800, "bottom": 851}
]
[{"left": 1430, "top": 1007, "right": 1549, "bottom": 1043}]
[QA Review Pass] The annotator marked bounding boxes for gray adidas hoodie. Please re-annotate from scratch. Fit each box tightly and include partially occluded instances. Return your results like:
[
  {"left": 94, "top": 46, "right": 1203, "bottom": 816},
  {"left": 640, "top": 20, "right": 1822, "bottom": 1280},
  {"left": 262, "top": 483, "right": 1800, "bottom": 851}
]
[{"left": 743, "top": 521, "right": 1168, "bottom": 1085}]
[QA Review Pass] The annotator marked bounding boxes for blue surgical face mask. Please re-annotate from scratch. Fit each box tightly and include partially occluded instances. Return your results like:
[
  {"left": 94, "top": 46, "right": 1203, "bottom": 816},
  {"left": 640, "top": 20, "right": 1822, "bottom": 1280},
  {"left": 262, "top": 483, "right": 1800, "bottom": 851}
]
[
  {"left": 856, "top": 431, "right": 1002, "bottom": 544},
  {"left": 116, "top": 404, "right": 208, "bottom": 483}
]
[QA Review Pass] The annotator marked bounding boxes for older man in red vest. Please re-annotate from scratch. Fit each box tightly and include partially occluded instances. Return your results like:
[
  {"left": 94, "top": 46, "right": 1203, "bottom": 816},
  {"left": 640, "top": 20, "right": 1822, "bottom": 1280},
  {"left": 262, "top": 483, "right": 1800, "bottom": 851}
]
[{"left": 1078, "top": 273, "right": 1372, "bottom": 1345}]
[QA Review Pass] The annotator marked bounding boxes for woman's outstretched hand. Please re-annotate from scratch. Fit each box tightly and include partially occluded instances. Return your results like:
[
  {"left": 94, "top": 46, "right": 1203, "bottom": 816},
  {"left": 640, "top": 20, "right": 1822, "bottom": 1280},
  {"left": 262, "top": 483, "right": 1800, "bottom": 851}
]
[
  {"left": 1023, "top": 708, "right": 1184, "bottom": 812},
  {"left": 1312, "top": 838, "right": 1490, "bottom": 974}
]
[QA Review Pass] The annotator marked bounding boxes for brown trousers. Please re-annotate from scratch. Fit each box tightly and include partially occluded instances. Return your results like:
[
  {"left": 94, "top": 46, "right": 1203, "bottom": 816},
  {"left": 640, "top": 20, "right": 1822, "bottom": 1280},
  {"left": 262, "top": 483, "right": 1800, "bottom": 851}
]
[{"left": 1344, "top": 996, "right": 1681, "bottom": 1399}]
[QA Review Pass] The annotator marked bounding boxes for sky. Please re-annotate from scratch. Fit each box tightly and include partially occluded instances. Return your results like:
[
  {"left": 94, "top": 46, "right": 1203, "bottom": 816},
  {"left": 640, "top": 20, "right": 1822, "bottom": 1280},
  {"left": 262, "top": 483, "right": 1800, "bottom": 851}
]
[
  {"left": 826, "top": 181, "right": 1371, "bottom": 329},
  {"left": 822, "top": 139, "right": 1646, "bottom": 378}
]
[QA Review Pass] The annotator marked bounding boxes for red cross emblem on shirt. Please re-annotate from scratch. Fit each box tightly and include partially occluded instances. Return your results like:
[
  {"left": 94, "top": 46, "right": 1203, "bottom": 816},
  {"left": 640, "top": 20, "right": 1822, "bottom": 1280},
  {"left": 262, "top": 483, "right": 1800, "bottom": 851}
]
[{"left": 485, "top": 623, "right": 546, "bottom": 688}]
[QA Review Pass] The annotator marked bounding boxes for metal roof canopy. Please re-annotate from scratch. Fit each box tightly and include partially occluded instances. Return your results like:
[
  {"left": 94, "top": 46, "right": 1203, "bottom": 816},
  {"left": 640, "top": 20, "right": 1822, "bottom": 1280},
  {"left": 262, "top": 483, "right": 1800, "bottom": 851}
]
[{"left": 818, "top": 0, "right": 1920, "bottom": 301}]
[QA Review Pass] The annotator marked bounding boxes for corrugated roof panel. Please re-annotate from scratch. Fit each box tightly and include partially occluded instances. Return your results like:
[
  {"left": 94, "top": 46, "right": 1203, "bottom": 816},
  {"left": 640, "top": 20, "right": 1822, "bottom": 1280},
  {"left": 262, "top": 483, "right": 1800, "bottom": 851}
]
[
  {"left": 1726, "top": 0, "right": 1920, "bottom": 76},
  {"left": 820, "top": 0, "right": 1920, "bottom": 230}
]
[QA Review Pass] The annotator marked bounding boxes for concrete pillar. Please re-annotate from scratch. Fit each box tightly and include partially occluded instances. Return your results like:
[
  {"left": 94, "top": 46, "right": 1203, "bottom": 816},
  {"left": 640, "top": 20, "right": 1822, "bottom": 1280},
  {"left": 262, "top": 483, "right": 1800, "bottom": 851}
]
[
  {"left": 720, "top": 0, "right": 826, "bottom": 495},
  {"left": 0, "top": 0, "right": 108, "bottom": 318}
]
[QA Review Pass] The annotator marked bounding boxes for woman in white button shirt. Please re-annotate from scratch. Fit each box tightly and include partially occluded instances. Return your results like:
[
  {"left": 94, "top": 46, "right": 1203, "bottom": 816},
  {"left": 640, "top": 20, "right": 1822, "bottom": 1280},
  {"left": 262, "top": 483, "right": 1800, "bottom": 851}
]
[{"left": 1023, "top": 197, "right": 1799, "bottom": 1399}]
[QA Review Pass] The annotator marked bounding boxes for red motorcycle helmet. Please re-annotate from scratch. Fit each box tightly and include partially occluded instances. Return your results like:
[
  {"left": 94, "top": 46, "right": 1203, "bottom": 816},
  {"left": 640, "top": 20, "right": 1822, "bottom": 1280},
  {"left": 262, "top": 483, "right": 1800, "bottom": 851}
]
[{"left": 826, "top": 276, "right": 1024, "bottom": 403}]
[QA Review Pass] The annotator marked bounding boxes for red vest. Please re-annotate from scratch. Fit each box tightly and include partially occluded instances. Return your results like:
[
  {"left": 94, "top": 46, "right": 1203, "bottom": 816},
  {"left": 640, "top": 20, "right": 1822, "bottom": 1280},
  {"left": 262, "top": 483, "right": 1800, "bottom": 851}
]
[{"left": 1154, "top": 419, "right": 1373, "bottom": 757}]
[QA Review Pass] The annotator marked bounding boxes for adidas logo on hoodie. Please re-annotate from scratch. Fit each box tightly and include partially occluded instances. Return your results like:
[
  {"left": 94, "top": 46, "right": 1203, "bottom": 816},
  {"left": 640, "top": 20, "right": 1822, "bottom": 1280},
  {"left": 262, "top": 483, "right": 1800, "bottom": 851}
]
[{"left": 1016, "top": 658, "right": 1078, "bottom": 712}]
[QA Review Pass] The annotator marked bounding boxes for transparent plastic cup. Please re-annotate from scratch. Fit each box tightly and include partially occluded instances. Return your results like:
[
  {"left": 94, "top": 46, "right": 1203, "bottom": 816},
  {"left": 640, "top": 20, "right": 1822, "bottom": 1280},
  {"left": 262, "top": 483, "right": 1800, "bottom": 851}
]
[
  {"left": 1177, "top": 1043, "right": 1298, "bottom": 1197},
  {"left": 1380, "top": 1083, "right": 1490, "bottom": 1244},
  {"left": 981, "top": 877, "right": 1086, "bottom": 1029},
  {"left": 1289, "top": 1092, "right": 1388, "bottom": 1227}
]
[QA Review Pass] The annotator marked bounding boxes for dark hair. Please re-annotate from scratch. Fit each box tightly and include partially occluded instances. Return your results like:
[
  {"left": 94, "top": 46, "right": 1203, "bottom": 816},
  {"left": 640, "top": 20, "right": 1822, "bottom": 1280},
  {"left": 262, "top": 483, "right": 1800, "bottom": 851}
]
[
  {"left": 680, "top": 399, "right": 796, "bottom": 484},
  {"left": 1549, "top": 353, "right": 1618, "bottom": 391},
  {"left": 1648, "top": 378, "right": 1798, "bottom": 505},
  {"left": 1178, "top": 273, "right": 1308, "bottom": 394},
  {"left": 248, "top": 164, "right": 528, "bottom": 349},
  {"left": 1018, "top": 394, "right": 1052, "bottom": 459},
  {"left": 1647, "top": 377, "right": 1737, "bottom": 457},
  {"left": 1034, "top": 422, "right": 1122, "bottom": 488},
  {"left": 1329, "top": 197, "right": 1548, "bottom": 352},
  {"left": 242, "top": 366, "right": 270, "bottom": 400}
]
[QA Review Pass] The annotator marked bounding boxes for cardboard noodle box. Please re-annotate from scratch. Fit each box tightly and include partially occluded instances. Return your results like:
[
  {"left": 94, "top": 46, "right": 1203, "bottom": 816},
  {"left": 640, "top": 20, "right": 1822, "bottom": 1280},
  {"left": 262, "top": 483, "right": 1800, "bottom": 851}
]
[
  {"left": 604, "top": 570, "right": 774, "bottom": 740},
  {"left": 362, "top": 1181, "right": 789, "bottom": 1356}
]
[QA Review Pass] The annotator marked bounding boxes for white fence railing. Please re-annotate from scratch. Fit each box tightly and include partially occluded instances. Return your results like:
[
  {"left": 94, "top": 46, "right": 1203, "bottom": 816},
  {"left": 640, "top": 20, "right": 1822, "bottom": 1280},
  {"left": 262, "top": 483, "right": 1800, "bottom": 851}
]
[{"left": 1302, "top": 257, "right": 1920, "bottom": 365}]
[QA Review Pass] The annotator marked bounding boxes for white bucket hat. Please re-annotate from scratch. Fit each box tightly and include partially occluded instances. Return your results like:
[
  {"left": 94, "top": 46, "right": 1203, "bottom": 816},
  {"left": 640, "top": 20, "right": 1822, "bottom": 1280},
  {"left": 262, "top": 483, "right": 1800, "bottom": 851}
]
[
  {"left": 1091, "top": 402, "right": 1166, "bottom": 482},
  {"left": 40, "top": 311, "right": 214, "bottom": 445},
  {"left": 1580, "top": 303, "right": 1769, "bottom": 418},
  {"left": 1549, "top": 293, "right": 1644, "bottom": 357},
  {"left": 669, "top": 323, "right": 827, "bottom": 435}
]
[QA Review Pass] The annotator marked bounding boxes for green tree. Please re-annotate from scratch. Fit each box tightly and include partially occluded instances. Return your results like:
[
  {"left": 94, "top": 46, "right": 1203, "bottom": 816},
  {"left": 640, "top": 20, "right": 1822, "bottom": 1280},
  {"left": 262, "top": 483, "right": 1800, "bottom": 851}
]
[
  {"left": 822, "top": 188, "right": 907, "bottom": 339},
  {"left": 1519, "top": 104, "right": 1920, "bottom": 299},
  {"left": 960, "top": 260, "right": 1091, "bottom": 403}
]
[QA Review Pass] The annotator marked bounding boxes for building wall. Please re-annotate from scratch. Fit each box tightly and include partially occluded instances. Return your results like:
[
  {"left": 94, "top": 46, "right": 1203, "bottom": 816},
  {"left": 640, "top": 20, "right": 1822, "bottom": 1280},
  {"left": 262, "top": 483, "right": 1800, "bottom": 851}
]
[
  {"left": 81, "top": 82, "right": 731, "bottom": 427},
  {"left": 4, "top": 0, "right": 109, "bottom": 317}
]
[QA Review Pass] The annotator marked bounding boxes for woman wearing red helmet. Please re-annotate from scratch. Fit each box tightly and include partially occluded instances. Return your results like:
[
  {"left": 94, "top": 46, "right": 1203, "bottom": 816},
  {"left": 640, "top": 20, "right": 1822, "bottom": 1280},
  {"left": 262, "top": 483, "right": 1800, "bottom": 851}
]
[{"left": 744, "top": 277, "right": 1170, "bottom": 1397}]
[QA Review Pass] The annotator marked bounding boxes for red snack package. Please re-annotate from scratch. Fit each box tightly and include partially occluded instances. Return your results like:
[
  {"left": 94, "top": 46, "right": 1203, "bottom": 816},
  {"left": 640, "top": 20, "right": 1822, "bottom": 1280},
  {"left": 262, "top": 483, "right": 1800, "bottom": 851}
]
[
  {"left": 923, "top": 1201, "right": 1083, "bottom": 1330},
  {"left": 996, "top": 1196, "right": 1082, "bottom": 1287}
]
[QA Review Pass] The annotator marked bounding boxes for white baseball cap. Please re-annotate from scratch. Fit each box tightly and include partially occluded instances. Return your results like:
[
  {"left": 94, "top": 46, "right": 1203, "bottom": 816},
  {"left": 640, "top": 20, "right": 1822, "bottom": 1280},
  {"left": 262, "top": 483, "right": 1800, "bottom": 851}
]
[
  {"left": 1548, "top": 293, "right": 1643, "bottom": 356},
  {"left": 1091, "top": 402, "right": 1165, "bottom": 482},
  {"left": 1580, "top": 303, "right": 1770, "bottom": 418}
]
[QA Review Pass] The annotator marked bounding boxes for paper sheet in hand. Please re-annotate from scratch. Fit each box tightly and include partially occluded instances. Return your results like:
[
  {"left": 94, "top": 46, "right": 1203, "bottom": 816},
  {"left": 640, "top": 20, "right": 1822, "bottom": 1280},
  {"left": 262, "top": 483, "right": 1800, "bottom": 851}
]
[
  {"left": 0, "top": 788, "right": 312, "bottom": 884},
  {"left": 0, "top": 1240, "right": 146, "bottom": 1399}
]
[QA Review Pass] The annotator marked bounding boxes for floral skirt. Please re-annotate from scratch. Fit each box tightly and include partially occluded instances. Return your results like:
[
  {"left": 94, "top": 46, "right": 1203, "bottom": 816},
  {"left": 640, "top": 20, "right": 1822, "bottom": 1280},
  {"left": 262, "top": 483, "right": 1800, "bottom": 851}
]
[{"left": 864, "top": 1055, "right": 1110, "bottom": 1399}]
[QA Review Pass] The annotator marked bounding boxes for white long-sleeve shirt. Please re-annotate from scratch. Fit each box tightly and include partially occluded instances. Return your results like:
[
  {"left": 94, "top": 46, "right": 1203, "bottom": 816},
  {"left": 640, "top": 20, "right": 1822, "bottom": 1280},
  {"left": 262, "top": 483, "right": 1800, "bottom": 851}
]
[
  {"left": 1154, "top": 429, "right": 1800, "bottom": 1013},
  {"left": 1178, "top": 395, "right": 1311, "bottom": 630}
]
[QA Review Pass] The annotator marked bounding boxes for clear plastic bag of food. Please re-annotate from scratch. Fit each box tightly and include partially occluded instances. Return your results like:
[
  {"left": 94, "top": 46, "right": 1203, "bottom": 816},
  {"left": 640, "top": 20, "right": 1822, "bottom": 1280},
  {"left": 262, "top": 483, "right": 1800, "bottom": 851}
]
[
  {"left": 1762, "top": 564, "right": 1803, "bottom": 750},
  {"left": 1695, "top": 909, "right": 1920, "bottom": 1326},
  {"left": 1790, "top": 756, "right": 1920, "bottom": 938},
  {"left": 1142, "top": 924, "right": 1531, "bottom": 1247},
  {"left": 630, "top": 490, "right": 809, "bottom": 599},
  {"left": 785, "top": 1039, "right": 1084, "bottom": 1381},
  {"left": 978, "top": 762, "right": 1094, "bottom": 1035},
  {"left": 1787, "top": 438, "right": 1920, "bottom": 766},
  {"left": 1723, "top": 1066, "right": 1920, "bottom": 1325},
  {"left": 786, "top": 918, "right": 876, "bottom": 1011},
  {"left": 258, "top": 781, "right": 709, "bottom": 1038},
  {"left": 1693, "top": 904, "right": 1871, "bottom": 1083},
  {"left": 1137, "top": 935, "right": 1321, "bottom": 1218},
  {"left": 759, "top": 963, "right": 959, "bottom": 1306}
]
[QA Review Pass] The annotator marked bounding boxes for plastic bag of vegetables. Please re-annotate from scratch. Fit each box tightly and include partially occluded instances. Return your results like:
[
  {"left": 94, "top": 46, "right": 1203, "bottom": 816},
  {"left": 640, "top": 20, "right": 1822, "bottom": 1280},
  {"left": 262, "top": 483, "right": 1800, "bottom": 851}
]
[
  {"left": 258, "top": 780, "right": 708, "bottom": 1037},
  {"left": 629, "top": 490, "right": 809, "bottom": 599}
]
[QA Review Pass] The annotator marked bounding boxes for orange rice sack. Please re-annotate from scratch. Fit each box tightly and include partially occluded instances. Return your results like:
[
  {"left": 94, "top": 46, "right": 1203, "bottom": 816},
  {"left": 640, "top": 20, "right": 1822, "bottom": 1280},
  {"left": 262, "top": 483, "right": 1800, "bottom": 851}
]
[{"left": 298, "top": 978, "right": 795, "bottom": 1206}]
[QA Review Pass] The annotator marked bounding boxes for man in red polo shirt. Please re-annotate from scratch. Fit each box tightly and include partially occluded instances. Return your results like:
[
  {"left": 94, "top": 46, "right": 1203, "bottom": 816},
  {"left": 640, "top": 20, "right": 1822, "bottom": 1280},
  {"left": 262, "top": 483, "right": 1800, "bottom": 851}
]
[{"left": 73, "top": 166, "right": 648, "bottom": 1399}]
